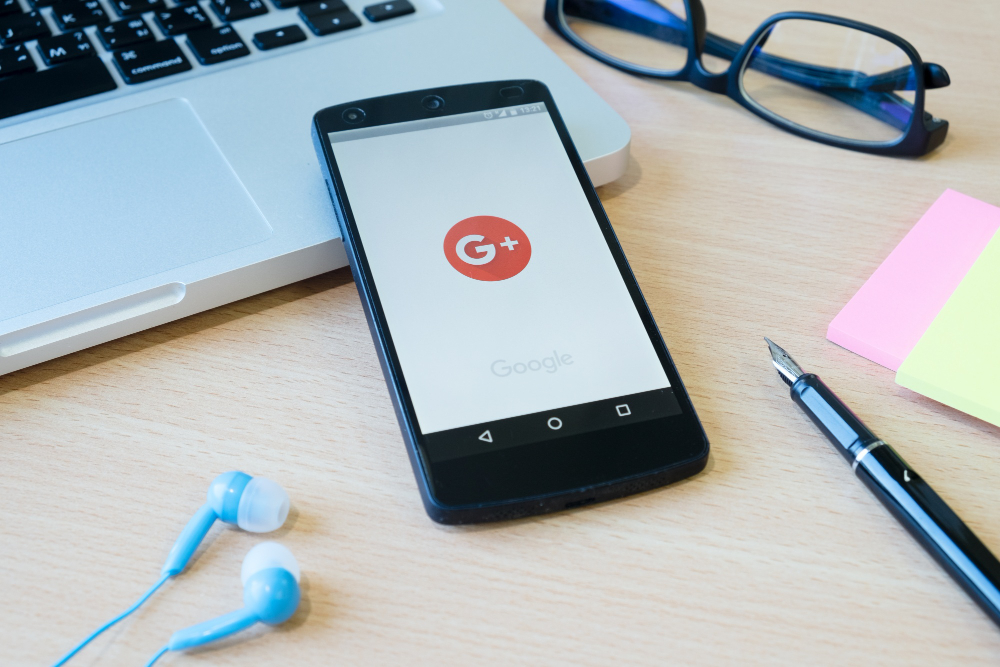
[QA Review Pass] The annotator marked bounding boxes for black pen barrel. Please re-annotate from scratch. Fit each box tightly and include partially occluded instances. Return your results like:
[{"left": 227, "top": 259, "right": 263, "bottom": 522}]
[
  {"left": 855, "top": 443, "right": 1000, "bottom": 628},
  {"left": 771, "top": 342, "right": 1000, "bottom": 627},
  {"left": 788, "top": 370, "right": 1000, "bottom": 627},
  {"left": 790, "top": 374, "right": 880, "bottom": 464}
]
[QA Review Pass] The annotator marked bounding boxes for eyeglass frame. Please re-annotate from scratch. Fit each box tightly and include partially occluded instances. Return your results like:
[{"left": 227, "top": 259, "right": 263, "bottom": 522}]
[{"left": 543, "top": 0, "right": 950, "bottom": 156}]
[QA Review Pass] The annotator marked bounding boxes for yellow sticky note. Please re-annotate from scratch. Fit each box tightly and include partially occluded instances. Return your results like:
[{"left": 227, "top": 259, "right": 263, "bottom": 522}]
[{"left": 896, "top": 230, "right": 1000, "bottom": 426}]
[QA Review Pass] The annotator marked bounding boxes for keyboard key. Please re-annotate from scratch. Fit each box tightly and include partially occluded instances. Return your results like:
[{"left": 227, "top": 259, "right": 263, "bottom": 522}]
[
  {"left": 154, "top": 4, "right": 208, "bottom": 35},
  {"left": 0, "top": 43, "right": 34, "bottom": 76},
  {"left": 270, "top": 0, "right": 306, "bottom": 9},
  {"left": 110, "top": 0, "right": 164, "bottom": 17},
  {"left": 52, "top": 0, "right": 109, "bottom": 29},
  {"left": 0, "top": 11, "right": 49, "bottom": 45},
  {"left": 186, "top": 24, "right": 247, "bottom": 64},
  {"left": 297, "top": 0, "right": 343, "bottom": 17},
  {"left": 252, "top": 24, "right": 304, "bottom": 50},
  {"left": 0, "top": 56, "right": 114, "bottom": 120},
  {"left": 210, "top": 0, "right": 265, "bottom": 22},
  {"left": 97, "top": 17, "right": 153, "bottom": 50},
  {"left": 112, "top": 37, "right": 190, "bottom": 84},
  {"left": 0, "top": 0, "right": 21, "bottom": 17},
  {"left": 36, "top": 29, "right": 93, "bottom": 65},
  {"left": 363, "top": 0, "right": 412, "bottom": 22},
  {"left": 301, "top": 8, "right": 358, "bottom": 36}
]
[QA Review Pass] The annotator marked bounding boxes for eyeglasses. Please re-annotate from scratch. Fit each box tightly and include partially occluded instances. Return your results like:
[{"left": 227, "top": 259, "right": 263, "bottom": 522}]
[{"left": 544, "top": 0, "right": 951, "bottom": 156}]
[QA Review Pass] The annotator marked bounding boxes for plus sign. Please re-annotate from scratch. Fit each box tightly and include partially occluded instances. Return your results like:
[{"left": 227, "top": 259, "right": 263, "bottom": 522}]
[{"left": 500, "top": 236, "right": 519, "bottom": 251}]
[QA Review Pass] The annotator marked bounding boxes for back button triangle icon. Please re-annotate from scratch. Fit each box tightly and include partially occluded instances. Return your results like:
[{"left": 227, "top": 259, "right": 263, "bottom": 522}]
[{"left": 478, "top": 430, "right": 493, "bottom": 443}]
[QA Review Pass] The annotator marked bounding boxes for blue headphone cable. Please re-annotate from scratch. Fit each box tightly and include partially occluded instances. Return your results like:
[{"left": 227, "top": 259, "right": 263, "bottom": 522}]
[
  {"left": 52, "top": 573, "right": 171, "bottom": 667},
  {"left": 145, "top": 645, "right": 170, "bottom": 667}
]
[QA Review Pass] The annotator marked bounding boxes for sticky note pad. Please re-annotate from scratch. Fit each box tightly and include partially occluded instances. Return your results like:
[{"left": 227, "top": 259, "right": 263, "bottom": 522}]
[
  {"left": 897, "top": 232, "right": 1000, "bottom": 427},
  {"left": 827, "top": 189, "right": 1000, "bottom": 370}
]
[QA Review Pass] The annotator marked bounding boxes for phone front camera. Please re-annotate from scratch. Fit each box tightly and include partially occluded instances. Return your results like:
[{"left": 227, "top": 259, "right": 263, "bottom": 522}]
[
  {"left": 421, "top": 95, "right": 445, "bottom": 111},
  {"left": 342, "top": 107, "right": 366, "bottom": 124}
]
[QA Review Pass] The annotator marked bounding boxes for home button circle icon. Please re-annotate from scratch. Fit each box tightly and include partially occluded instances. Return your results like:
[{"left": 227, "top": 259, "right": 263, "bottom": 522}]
[{"left": 547, "top": 417, "right": 563, "bottom": 430}]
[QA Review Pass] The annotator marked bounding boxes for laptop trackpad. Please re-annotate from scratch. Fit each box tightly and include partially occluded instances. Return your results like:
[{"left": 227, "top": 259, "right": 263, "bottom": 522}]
[{"left": 1, "top": 98, "right": 272, "bottom": 322}]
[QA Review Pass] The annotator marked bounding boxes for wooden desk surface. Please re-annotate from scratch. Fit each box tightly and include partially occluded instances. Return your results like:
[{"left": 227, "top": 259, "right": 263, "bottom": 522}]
[{"left": 3, "top": 1, "right": 999, "bottom": 664}]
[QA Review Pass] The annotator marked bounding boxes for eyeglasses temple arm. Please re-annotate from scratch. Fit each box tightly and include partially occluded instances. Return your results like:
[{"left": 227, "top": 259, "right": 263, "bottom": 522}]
[{"left": 861, "top": 63, "right": 950, "bottom": 91}]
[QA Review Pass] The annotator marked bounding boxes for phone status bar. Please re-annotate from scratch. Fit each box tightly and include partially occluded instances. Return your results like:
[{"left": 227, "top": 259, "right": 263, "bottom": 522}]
[
  {"left": 480, "top": 102, "right": 548, "bottom": 122},
  {"left": 331, "top": 102, "right": 550, "bottom": 144}
]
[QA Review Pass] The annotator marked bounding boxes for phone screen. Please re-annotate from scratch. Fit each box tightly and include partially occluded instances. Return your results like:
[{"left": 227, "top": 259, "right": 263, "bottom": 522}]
[{"left": 328, "top": 102, "right": 682, "bottom": 462}]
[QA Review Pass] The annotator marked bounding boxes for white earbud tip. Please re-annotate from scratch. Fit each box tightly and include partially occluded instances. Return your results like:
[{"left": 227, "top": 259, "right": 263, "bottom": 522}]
[
  {"left": 240, "top": 542, "right": 300, "bottom": 586},
  {"left": 236, "top": 477, "right": 290, "bottom": 533},
  {"left": 242, "top": 542, "right": 301, "bottom": 586}
]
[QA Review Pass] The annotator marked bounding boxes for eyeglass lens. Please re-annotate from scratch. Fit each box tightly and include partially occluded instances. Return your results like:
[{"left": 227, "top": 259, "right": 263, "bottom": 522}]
[
  {"left": 741, "top": 19, "right": 917, "bottom": 144},
  {"left": 560, "top": 0, "right": 689, "bottom": 75}
]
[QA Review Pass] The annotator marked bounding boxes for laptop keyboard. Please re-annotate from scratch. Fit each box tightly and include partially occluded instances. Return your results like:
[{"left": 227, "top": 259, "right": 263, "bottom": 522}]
[{"left": 0, "top": 0, "right": 418, "bottom": 121}]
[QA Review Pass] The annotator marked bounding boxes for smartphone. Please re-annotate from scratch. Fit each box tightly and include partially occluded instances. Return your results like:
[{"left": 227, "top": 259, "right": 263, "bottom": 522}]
[{"left": 312, "top": 80, "right": 708, "bottom": 524}]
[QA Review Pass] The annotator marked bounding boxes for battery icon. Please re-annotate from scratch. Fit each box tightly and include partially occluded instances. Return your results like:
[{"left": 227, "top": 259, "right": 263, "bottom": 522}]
[{"left": 509, "top": 108, "right": 518, "bottom": 116}]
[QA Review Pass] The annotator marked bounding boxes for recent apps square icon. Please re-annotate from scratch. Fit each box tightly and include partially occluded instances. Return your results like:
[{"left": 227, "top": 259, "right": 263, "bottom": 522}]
[{"left": 444, "top": 215, "right": 531, "bottom": 281}]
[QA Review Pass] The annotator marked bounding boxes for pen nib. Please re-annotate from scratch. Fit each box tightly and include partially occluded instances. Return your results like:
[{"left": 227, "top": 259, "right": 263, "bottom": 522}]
[{"left": 765, "top": 337, "right": 805, "bottom": 387}]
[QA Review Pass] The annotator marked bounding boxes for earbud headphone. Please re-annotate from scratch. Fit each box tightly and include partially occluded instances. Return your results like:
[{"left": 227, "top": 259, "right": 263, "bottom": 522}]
[
  {"left": 163, "top": 471, "right": 290, "bottom": 576},
  {"left": 146, "top": 543, "right": 301, "bottom": 666},
  {"left": 53, "top": 472, "right": 298, "bottom": 667}
]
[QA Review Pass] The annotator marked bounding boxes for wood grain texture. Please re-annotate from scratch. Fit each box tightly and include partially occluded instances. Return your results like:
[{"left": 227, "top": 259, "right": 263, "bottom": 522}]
[{"left": 3, "top": 1, "right": 999, "bottom": 664}]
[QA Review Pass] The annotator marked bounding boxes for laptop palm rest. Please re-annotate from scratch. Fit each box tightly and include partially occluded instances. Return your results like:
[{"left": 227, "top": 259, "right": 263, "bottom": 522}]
[{"left": 0, "top": 98, "right": 272, "bottom": 356}]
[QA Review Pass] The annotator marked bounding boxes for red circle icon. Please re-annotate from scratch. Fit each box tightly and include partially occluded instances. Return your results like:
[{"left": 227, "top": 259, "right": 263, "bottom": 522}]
[{"left": 443, "top": 216, "right": 531, "bottom": 281}]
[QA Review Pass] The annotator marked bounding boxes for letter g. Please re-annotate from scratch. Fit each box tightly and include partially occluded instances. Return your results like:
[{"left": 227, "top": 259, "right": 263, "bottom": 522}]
[{"left": 456, "top": 235, "right": 496, "bottom": 266}]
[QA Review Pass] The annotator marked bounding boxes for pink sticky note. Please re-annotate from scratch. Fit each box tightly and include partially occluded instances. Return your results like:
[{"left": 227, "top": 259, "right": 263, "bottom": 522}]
[{"left": 828, "top": 189, "right": 1000, "bottom": 370}]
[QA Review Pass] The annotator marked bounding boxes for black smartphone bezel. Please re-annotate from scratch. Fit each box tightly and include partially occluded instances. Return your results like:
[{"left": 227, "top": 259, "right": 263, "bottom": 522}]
[{"left": 312, "top": 80, "right": 709, "bottom": 524}]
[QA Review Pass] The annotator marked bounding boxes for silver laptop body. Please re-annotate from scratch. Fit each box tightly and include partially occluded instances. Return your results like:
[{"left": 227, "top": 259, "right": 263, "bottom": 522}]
[{"left": 0, "top": 0, "right": 629, "bottom": 376}]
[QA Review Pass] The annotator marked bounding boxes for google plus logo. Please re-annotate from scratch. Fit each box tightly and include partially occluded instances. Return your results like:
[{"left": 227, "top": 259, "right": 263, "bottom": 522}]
[{"left": 443, "top": 215, "right": 531, "bottom": 281}]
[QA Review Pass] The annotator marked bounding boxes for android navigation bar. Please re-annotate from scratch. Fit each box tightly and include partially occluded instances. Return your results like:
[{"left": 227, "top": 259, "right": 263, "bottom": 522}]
[{"left": 422, "top": 387, "right": 682, "bottom": 463}]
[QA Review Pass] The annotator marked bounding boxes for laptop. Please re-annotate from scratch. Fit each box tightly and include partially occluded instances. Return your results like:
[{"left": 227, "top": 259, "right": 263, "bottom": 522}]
[{"left": 0, "top": 0, "right": 630, "bottom": 376}]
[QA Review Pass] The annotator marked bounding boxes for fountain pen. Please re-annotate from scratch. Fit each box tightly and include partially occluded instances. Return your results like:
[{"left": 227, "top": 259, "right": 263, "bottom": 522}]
[{"left": 765, "top": 338, "right": 1000, "bottom": 628}]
